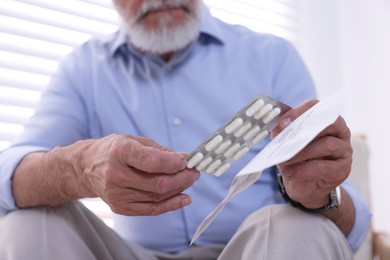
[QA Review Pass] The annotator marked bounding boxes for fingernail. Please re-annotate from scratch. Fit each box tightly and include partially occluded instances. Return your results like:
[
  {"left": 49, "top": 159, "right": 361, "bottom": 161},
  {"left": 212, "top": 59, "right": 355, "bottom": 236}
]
[
  {"left": 181, "top": 196, "right": 192, "bottom": 207},
  {"left": 281, "top": 118, "right": 292, "bottom": 129},
  {"left": 180, "top": 158, "right": 187, "bottom": 169},
  {"left": 193, "top": 172, "right": 200, "bottom": 182},
  {"left": 179, "top": 152, "right": 188, "bottom": 157}
]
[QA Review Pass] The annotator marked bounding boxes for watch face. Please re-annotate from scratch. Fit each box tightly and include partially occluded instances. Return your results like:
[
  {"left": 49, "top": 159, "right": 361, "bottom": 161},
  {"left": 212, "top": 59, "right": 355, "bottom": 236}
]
[{"left": 330, "top": 186, "right": 341, "bottom": 208}]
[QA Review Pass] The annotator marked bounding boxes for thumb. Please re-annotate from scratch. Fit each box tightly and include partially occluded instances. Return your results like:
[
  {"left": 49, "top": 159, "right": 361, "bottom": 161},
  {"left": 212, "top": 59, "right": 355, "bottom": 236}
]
[{"left": 271, "top": 99, "right": 318, "bottom": 138}]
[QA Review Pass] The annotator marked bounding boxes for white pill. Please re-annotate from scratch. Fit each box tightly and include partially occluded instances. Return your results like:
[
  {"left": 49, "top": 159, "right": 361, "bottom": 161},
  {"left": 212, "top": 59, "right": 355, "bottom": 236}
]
[
  {"left": 232, "top": 147, "right": 250, "bottom": 160},
  {"left": 205, "top": 159, "right": 222, "bottom": 173},
  {"left": 214, "top": 140, "right": 232, "bottom": 154},
  {"left": 254, "top": 103, "right": 273, "bottom": 120},
  {"left": 187, "top": 152, "right": 204, "bottom": 168},
  {"left": 262, "top": 107, "right": 281, "bottom": 124},
  {"left": 196, "top": 156, "right": 213, "bottom": 171},
  {"left": 234, "top": 121, "right": 252, "bottom": 137},
  {"left": 243, "top": 125, "right": 261, "bottom": 141},
  {"left": 224, "top": 143, "right": 241, "bottom": 157},
  {"left": 225, "top": 117, "right": 244, "bottom": 134},
  {"left": 245, "top": 99, "right": 265, "bottom": 117},
  {"left": 214, "top": 162, "right": 231, "bottom": 177},
  {"left": 251, "top": 129, "right": 269, "bottom": 144},
  {"left": 204, "top": 135, "right": 223, "bottom": 152}
]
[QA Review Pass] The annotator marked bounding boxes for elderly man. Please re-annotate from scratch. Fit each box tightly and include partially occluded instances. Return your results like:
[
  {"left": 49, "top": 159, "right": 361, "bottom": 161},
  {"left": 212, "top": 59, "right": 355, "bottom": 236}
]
[{"left": 0, "top": 0, "right": 370, "bottom": 259}]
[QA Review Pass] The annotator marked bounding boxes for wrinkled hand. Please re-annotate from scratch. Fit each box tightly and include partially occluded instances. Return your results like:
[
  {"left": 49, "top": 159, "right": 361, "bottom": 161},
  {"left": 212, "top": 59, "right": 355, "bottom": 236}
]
[
  {"left": 81, "top": 134, "right": 200, "bottom": 216},
  {"left": 271, "top": 100, "right": 353, "bottom": 209}
]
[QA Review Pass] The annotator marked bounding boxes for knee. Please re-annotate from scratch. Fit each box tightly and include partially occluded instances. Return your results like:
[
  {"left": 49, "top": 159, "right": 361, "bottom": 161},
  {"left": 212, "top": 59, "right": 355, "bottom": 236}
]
[
  {"left": 0, "top": 207, "right": 48, "bottom": 256},
  {"left": 245, "top": 204, "right": 333, "bottom": 230},
  {"left": 224, "top": 205, "right": 353, "bottom": 260},
  {"left": 240, "top": 204, "right": 351, "bottom": 252},
  {"left": 1, "top": 207, "right": 47, "bottom": 239},
  {"left": 242, "top": 204, "right": 341, "bottom": 238},
  {"left": 0, "top": 202, "right": 79, "bottom": 255}
]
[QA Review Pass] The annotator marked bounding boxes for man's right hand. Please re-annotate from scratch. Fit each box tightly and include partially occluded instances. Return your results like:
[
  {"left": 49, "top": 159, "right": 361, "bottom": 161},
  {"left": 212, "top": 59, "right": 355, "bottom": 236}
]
[
  {"left": 12, "top": 134, "right": 199, "bottom": 216},
  {"left": 81, "top": 134, "right": 200, "bottom": 216}
]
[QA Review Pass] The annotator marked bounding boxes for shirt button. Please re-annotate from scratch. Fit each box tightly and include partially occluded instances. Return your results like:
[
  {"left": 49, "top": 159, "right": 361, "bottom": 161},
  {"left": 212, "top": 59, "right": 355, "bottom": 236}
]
[{"left": 173, "top": 118, "right": 182, "bottom": 126}]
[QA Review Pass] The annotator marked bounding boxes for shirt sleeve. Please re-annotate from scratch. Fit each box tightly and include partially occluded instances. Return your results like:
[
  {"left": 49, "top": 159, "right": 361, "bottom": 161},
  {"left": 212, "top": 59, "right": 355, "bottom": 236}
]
[
  {"left": 342, "top": 180, "right": 372, "bottom": 252},
  {"left": 0, "top": 46, "right": 91, "bottom": 215},
  {"left": 0, "top": 146, "right": 49, "bottom": 214},
  {"left": 268, "top": 37, "right": 317, "bottom": 106}
]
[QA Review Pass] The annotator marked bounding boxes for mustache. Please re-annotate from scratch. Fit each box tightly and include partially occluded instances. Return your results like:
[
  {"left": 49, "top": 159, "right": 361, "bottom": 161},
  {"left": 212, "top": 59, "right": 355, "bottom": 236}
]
[{"left": 137, "top": 0, "right": 192, "bottom": 19}]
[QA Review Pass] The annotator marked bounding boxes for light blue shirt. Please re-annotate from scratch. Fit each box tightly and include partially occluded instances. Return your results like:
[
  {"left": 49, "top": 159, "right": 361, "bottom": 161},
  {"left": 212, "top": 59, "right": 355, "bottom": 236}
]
[{"left": 0, "top": 7, "right": 370, "bottom": 253}]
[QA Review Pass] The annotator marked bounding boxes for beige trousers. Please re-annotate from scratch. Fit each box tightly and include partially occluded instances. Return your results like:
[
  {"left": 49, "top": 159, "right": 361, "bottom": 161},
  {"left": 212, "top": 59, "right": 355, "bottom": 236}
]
[{"left": 0, "top": 202, "right": 353, "bottom": 260}]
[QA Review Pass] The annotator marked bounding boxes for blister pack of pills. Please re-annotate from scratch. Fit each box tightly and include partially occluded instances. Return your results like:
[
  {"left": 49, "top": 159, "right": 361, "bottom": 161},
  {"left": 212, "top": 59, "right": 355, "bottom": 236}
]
[{"left": 187, "top": 96, "right": 290, "bottom": 176}]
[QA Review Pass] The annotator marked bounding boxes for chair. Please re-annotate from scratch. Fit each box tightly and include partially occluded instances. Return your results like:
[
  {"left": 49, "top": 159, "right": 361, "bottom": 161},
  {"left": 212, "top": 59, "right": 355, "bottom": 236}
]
[{"left": 349, "top": 135, "right": 390, "bottom": 260}]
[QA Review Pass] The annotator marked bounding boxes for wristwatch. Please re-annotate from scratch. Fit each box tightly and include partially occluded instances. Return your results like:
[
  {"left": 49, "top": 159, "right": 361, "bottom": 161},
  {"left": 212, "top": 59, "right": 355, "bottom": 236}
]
[{"left": 277, "top": 174, "right": 341, "bottom": 213}]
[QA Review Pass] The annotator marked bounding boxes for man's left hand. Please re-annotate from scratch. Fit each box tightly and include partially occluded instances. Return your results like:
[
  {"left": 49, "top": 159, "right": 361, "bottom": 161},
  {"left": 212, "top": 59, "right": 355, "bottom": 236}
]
[{"left": 271, "top": 100, "right": 353, "bottom": 209}]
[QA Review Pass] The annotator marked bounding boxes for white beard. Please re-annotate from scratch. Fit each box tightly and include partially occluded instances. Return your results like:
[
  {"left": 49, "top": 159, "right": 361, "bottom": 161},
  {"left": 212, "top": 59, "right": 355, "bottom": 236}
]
[{"left": 119, "top": 0, "right": 203, "bottom": 55}]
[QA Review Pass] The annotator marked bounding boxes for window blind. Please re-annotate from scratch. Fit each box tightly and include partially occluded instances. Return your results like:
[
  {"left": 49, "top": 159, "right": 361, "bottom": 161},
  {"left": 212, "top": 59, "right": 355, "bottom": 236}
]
[{"left": 0, "top": 0, "right": 300, "bottom": 151}]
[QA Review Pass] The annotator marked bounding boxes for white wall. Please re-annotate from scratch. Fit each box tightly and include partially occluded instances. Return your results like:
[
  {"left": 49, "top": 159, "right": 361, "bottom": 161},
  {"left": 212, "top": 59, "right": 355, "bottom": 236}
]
[
  {"left": 298, "top": 0, "right": 390, "bottom": 233},
  {"left": 298, "top": 0, "right": 342, "bottom": 98}
]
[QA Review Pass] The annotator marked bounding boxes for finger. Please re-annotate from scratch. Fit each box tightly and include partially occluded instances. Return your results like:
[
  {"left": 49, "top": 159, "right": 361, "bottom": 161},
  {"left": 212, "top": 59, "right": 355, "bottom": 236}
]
[
  {"left": 279, "top": 157, "right": 351, "bottom": 184},
  {"left": 110, "top": 194, "right": 192, "bottom": 216},
  {"left": 97, "top": 173, "right": 191, "bottom": 207},
  {"left": 114, "top": 167, "right": 200, "bottom": 194},
  {"left": 271, "top": 100, "right": 318, "bottom": 138},
  {"left": 133, "top": 136, "right": 173, "bottom": 152},
  {"left": 133, "top": 138, "right": 189, "bottom": 158},
  {"left": 104, "top": 186, "right": 189, "bottom": 204},
  {"left": 314, "top": 116, "right": 351, "bottom": 141},
  {"left": 280, "top": 99, "right": 319, "bottom": 127},
  {"left": 278, "top": 135, "right": 352, "bottom": 167},
  {"left": 113, "top": 138, "right": 187, "bottom": 174}
]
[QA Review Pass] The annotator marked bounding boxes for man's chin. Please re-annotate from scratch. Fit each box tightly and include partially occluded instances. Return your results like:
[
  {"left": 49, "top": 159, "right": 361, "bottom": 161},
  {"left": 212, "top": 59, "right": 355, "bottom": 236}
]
[
  {"left": 125, "top": 22, "right": 200, "bottom": 56},
  {"left": 130, "top": 37, "right": 190, "bottom": 56}
]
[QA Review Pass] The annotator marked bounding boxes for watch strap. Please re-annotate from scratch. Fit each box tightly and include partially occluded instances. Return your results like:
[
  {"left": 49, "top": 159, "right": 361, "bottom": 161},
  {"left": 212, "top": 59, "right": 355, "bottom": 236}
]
[{"left": 277, "top": 174, "right": 340, "bottom": 213}]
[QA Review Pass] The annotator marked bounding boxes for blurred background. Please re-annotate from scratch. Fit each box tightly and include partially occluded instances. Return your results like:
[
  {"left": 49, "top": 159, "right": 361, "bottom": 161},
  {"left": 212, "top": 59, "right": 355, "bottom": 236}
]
[{"left": 0, "top": 0, "right": 389, "bottom": 236}]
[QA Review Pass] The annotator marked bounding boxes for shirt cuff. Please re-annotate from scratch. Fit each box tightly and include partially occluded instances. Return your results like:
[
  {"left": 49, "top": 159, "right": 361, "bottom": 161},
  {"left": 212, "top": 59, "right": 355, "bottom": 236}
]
[
  {"left": 0, "top": 146, "right": 50, "bottom": 215},
  {"left": 342, "top": 181, "right": 372, "bottom": 252}
]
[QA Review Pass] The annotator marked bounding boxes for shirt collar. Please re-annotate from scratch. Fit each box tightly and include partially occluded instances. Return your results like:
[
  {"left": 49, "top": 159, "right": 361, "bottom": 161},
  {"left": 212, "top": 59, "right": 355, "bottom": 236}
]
[
  {"left": 198, "top": 3, "right": 225, "bottom": 45},
  {"left": 107, "top": 3, "right": 225, "bottom": 57}
]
